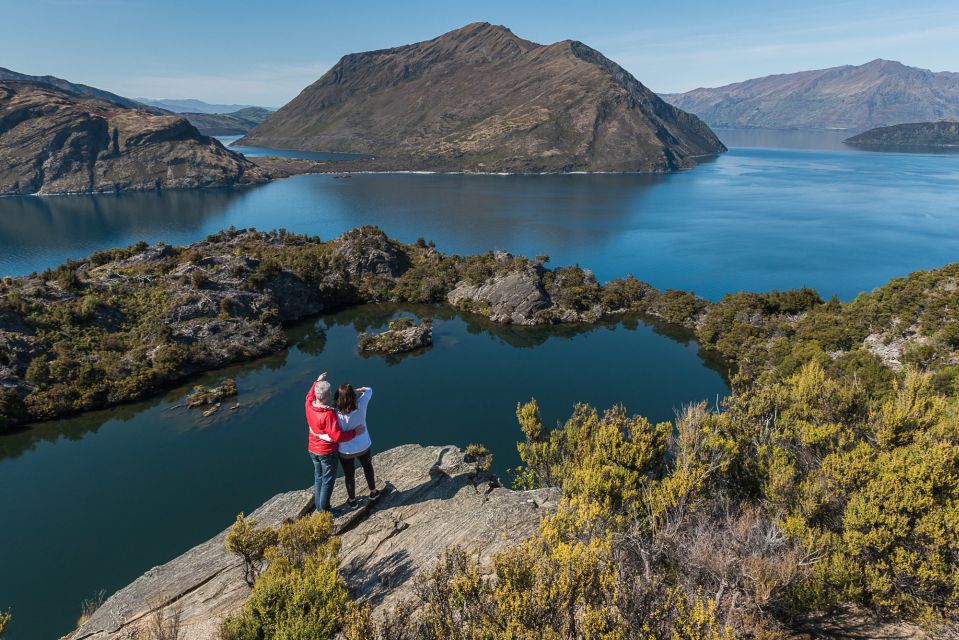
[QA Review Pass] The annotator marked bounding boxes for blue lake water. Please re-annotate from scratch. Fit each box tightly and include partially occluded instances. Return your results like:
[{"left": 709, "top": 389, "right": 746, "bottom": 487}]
[
  {"left": 0, "top": 307, "right": 727, "bottom": 639},
  {"left": 1, "top": 130, "right": 957, "bottom": 300},
  {"left": 1, "top": 129, "right": 957, "bottom": 637}
]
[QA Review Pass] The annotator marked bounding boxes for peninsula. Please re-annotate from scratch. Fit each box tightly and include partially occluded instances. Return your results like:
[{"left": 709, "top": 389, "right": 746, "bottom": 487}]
[{"left": 0, "top": 81, "right": 269, "bottom": 195}]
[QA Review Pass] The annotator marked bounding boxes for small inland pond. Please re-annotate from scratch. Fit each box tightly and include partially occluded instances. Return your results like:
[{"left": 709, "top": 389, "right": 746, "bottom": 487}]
[{"left": 0, "top": 304, "right": 728, "bottom": 639}]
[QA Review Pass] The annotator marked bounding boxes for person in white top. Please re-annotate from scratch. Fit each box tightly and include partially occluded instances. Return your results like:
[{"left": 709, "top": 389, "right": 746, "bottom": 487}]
[{"left": 334, "top": 383, "right": 380, "bottom": 506}]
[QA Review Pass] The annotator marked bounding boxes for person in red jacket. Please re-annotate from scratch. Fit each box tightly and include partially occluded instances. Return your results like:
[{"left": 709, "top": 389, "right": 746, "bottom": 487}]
[{"left": 306, "top": 372, "right": 364, "bottom": 512}]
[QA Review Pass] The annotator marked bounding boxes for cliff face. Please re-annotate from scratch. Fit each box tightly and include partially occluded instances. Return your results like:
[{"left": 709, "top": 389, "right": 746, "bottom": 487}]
[
  {"left": 844, "top": 120, "right": 959, "bottom": 146},
  {"left": 67, "top": 445, "right": 559, "bottom": 640},
  {"left": 0, "top": 81, "right": 269, "bottom": 195},
  {"left": 664, "top": 59, "right": 959, "bottom": 131},
  {"left": 238, "top": 22, "right": 725, "bottom": 173}
]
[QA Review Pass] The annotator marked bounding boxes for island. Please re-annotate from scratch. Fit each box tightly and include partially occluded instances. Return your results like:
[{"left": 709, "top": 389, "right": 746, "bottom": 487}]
[
  {"left": 237, "top": 23, "right": 726, "bottom": 173},
  {"left": 358, "top": 317, "right": 433, "bottom": 355},
  {"left": 844, "top": 120, "right": 959, "bottom": 147}
]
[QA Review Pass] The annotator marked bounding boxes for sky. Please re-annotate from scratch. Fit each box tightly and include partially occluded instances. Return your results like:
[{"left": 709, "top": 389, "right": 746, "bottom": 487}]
[{"left": 4, "top": 0, "right": 959, "bottom": 108}]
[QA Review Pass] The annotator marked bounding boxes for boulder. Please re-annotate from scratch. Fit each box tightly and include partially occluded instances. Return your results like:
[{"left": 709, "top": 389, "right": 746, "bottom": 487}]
[
  {"left": 447, "top": 268, "right": 550, "bottom": 325},
  {"left": 67, "top": 445, "right": 558, "bottom": 640}
]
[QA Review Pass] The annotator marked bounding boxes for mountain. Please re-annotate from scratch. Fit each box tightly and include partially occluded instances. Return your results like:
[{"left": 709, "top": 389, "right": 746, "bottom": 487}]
[
  {"left": 137, "top": 98, "right": 271, "bottom": 114},
  {"left": 844, "top": 120, "right": 959, "bottom": 147},
  {"left": 0, "top": 81, "right": 269, "bottom": 195},
  {"left": 238, "top": 22, "right": 725, "bottom": 173},
  {"left": 181, "top": 107, "right": 274, "bottom": 135},
  {"left": 664, "top": 59, "right": 959, "bottom": 131},
  {"left": 0, "top": 66, "right": 168, "bottom": 115}
]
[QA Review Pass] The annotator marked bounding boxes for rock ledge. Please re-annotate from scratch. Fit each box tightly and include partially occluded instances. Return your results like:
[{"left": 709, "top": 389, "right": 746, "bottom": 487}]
[{"left": 68, "top": 445, "right": 558, "bottom": 640}]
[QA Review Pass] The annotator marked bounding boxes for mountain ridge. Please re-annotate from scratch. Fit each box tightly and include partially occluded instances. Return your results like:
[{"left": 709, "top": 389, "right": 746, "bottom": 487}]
[
  {"left": 0, "top": 81, "right": 268, "bottom": 195},
  {"left": 238, "top": 22, "right": 725, "bottom": 173},
  {"left": 0, "top": 66, "right": 168, "bottom": 115},
  {"left": 136, "top": 97, "right": 274, "bottom": 114},
  {"left": 663, "top": 59, "right": 959, "bottom": 130}
]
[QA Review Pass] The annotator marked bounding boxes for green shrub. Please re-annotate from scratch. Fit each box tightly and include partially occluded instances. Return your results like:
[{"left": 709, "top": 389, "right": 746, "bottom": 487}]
[
  {"left": 463, "top": 443, "right": 492, "bottom": 471},
  {"left": 220, "top": 513, "right": 350, "bottom": 640},
  {"left": 225, "top": 513, "right": 278, "bottom": 586}
]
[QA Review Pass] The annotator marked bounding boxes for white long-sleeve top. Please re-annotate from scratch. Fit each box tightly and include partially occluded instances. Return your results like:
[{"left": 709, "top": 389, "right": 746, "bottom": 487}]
[{"left": 336, "top": 387, "right": 373, "bottom": 456}]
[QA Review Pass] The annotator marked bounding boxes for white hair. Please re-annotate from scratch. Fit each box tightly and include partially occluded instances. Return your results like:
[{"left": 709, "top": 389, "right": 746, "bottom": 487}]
[{"left": 314, "top": 380, "right": 331, "bottom": 405}]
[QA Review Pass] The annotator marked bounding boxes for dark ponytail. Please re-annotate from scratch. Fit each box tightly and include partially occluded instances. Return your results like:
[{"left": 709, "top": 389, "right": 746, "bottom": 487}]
[{"left": 335, "top": 383, "right": 358, "bottom": 414}]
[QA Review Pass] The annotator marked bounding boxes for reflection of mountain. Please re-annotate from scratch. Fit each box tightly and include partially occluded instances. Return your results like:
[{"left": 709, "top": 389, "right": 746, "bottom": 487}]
[
  {"left": 0, "top": 187, "right": 258, "bottom": 276},
  {"left": 306, "top": 173, "right": 669, "bottom": 263}
]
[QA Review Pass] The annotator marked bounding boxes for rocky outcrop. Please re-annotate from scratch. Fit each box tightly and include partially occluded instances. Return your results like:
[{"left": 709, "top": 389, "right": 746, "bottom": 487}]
[
  {"left": 844, "top": 120, "right": 959, "bottom": 147},
  {"left": 67, "top": 445, "right": 559, "bottom": 640},
  {"left": 0, "top": 81, "right": 269, "bottom": 195},
  {"left": 448, "top": 266, "right": 551, "bottom": 324},
  {"left": 238, "top": 22, "right": 725, "bottom": 173},
  {"left": 358, "top": 317, "right": 433, "bottom": 354},
  {"left": 664, "top": 59, "right": 959, "bottom": 131}
]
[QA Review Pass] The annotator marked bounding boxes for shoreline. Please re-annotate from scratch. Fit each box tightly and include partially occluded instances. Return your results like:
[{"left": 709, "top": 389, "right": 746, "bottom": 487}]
[{"left": 2, "top": 225, "right": 955, "bottom": 430}]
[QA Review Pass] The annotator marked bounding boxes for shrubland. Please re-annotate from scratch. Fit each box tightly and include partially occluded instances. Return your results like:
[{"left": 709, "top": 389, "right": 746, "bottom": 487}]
[
  {"left": 3, "top": 226, "right": 956, "bottom": 432},
  {"left": 226, "top": 359, "right": 957, "bottom": 638},
  {"left": 4, "top": 226, "right": 956, "bottom": 636}
]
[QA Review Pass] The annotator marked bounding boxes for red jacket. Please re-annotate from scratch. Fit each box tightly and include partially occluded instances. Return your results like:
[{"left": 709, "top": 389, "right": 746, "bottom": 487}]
[{"left": 305, "top": 384, "right": 357, "bottom": 454}]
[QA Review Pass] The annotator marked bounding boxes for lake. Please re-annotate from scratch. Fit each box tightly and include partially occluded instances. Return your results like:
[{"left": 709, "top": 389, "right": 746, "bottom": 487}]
[
  {"left": 1, "top": 130, "right": 958, "bottom": 300},
  {"left": 0, "top": 306, "right": 728, "bottom": 639},
  {"left": 1, "top": 129, "right": 958, "bottom": 638}
]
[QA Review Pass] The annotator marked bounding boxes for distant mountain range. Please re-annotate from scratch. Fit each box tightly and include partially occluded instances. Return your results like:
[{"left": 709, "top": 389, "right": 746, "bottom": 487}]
[
  {"left": 663, "top": 59, "right": 959, "bottom": 131},
  {"left": 845, "top": 120, "right": 959, "bottom": 147},
  {"left": 0, "top": 66, "right": 168, "bottom": 115},
  {"left": 239, "top": 22, "right": 725, "bottom": 173},
  {"left": 177, "top": 107, "right": 274, "bottom": 136},
  {"left": 136, "top": 98, "right": 274, "bottom": 115}
]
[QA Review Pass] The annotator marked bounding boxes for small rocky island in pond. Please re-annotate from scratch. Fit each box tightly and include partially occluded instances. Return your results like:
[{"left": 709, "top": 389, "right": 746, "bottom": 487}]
[
  {"left": 237, "top": 22, "right": 725, "bottom": 173},
  {"left": 0, "top": 81, "right": 269, "bottom": 195},
  {"left": 358, "top": 317, "right": 433, "bottom": 355},
  {"left": 844, "top": 120, "right": 959, "bottom": 147},
  {"left": 185, "top": 378, "right": 239, "bottom": 416}
]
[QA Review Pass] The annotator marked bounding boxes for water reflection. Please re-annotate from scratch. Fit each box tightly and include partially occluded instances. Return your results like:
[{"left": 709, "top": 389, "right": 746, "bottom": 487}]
[
  {"left": 0, "top": 305, "right": 729, "bottom": 640},
  {"left": 0, "top": 187, "right": 259, "bottom": 275},
  {"left": 2, "top": 134, "right": 958, "bottom": 300}
]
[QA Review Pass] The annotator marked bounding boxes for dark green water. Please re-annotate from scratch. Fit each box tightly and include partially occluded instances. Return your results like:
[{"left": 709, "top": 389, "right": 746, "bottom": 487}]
[{"left": 0, "top": 305, "right": 728, "bottom": 639}]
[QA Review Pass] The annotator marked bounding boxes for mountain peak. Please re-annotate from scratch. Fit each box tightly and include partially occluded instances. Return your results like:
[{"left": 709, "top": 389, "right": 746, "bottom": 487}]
[
  {"left": 422, "top": 22, "right": 538, "bottom": 59},
  {"left": 239, "top": 24, "right": 724, "bottom": 173}
]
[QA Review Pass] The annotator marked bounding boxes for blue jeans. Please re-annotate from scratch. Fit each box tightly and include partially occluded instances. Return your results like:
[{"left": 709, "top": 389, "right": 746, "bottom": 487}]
[{"left": 310, "top": 452, "right": 338, "bottom": 512}]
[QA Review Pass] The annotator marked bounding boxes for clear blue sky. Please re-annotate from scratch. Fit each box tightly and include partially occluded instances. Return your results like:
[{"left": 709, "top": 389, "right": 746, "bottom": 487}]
[{"left": 5, "top": 0, "right": 958, "bottom": 107}]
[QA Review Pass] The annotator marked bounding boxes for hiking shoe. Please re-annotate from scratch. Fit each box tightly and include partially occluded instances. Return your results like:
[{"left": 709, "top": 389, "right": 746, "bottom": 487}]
[{"left": 369, "top": 489, "right": 382, "bottom": 500}]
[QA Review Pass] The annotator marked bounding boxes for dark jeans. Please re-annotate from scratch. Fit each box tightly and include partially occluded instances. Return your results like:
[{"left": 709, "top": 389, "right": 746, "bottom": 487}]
[
  {"left": 310, "top": 451, "right": 338, "bottom": 512},
  {"left": 339, "top": 448, "right": 375, "bottom": 500}
]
